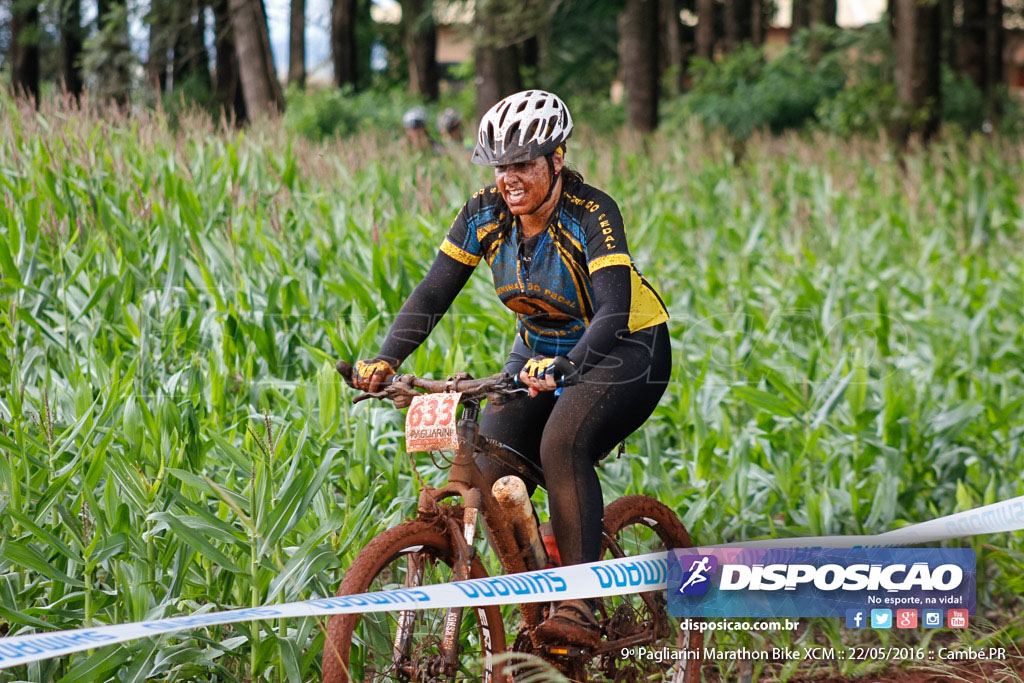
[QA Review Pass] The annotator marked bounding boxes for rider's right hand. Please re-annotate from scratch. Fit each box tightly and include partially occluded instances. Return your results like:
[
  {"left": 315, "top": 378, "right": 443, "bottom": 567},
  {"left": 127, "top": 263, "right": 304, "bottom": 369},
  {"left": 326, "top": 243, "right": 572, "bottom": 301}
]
[{"left": 350, "top": 359, "right": 395, "bottom": 393}]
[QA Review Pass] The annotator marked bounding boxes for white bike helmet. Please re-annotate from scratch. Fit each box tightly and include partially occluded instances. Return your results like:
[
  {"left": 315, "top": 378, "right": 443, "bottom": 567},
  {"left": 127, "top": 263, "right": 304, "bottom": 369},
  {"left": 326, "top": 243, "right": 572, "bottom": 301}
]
[
  {"left": 437, "top": 107, "right": 462, "bottom": 133},
  {"left": 472, "top": 90, "right": 573, "bottom": 166},
  {"left": 402, "top": 107, "right": 428, "bottom": 130}
]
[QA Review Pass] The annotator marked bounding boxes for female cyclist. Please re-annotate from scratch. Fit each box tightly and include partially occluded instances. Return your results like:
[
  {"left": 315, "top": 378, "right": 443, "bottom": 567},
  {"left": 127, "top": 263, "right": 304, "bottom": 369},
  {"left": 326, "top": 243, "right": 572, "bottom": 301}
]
[{"left": 349, "top": 90, "right": 671, "bottom": 646}]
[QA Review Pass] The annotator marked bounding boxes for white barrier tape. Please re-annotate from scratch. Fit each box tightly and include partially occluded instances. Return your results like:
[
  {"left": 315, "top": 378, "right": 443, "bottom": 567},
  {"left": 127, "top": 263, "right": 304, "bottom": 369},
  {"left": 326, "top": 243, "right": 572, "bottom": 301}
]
[
  {"left": 1, "top": 492, "right": 1022, "bottom": 669},
  {"left": 0, "top": 552, "right": 668, "bottom": 670},
  {"left": 713, "top": 492, "right": 1024, "bottom": 549}
]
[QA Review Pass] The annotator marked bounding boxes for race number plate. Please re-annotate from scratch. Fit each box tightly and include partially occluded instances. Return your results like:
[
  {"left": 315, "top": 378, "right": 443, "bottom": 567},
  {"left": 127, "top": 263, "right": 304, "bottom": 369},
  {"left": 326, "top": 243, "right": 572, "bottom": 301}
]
[{"left": 405, "top": 393, "right": 461, "bottom": 452}]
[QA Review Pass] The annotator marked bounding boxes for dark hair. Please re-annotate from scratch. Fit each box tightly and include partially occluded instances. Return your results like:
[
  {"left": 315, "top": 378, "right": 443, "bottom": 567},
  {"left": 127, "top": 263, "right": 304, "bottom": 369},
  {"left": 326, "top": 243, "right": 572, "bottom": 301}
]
[
  {"left": 560, "top": 166, "right": 584, "bottom": 187},
  {"left": 482, "top": 162, "right": 585, "bottom": 256}
]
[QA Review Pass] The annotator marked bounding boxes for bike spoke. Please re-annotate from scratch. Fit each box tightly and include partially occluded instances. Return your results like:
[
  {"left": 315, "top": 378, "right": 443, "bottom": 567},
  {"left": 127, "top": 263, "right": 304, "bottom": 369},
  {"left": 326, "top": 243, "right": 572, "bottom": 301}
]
[{"left": 345, "top": 548, "right": 491, "bottom": 681}]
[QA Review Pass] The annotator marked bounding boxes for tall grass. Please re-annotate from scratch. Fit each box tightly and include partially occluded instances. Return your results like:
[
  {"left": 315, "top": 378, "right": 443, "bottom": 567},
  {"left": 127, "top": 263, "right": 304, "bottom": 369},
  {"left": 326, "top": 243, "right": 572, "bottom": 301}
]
[{"left": 0, "top": 93, "right": 1022, "bottom": 681}]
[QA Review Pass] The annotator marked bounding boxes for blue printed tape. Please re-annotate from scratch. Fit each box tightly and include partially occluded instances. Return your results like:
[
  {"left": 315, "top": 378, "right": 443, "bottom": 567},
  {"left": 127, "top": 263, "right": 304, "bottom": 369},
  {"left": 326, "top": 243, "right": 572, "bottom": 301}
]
[{"left": 2, "top": 492, "right": 1023, "bottom": 670}]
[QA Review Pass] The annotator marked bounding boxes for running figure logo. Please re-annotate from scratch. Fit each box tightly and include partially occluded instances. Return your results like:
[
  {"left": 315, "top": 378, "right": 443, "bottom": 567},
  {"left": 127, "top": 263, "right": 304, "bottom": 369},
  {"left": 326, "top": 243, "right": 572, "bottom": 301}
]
[{"left": 677, "top": 555, "right": 718, "bottom": 596}]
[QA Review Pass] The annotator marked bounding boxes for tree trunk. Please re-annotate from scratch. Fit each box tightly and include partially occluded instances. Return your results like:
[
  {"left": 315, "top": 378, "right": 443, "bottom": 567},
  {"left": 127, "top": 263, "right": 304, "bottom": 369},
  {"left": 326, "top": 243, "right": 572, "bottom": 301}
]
[
  {"left": 521, "top": 35, "right": 539, "bottom": 74},
  {"left": 751, "top": 0, "right": 766, "bottom": 47},
  {"left": 213, "top": 0, "right": 247, "bottom": 122},
  {"left": 473, "top": 0, "right": 521, "bottom": 121},
  {"left": 60, "top": 0, "right": 84, "bottom": 97},
  {"left": 332, "top": 0, "right": 358, "bottom": 87},
  {"left": 620, "top": 0, "right": 659, "bottom": 131},
  {"left": 536, "top": 5, "right": 554, "bottom": 75},
  {"left": 938, "top": 0, "right": 955, "bottom": 71},
  {"left": 724, "top": 0, "right": 752, "bottom": 53},
  {"left": 92, "top": 0, "right": 132, "bottom": 105},
  {"left": 474, "top": 45, "right": 521, "bottom": 121},
  {"left": 696, "top": 0, "right": 715, "bottom": 60},
  {"left": 791, "top": 1, "right": 810, "bottom": 30},
  {"left": 812, "top": 0, "right": 837, "bottom": 26},
  {"left": 664, "top": 0, "right": 688, "bottom": 91},
  {"left": 11, "top": 1, "right": 41, "bottom": 102},
  {"left": 147, "top": 4, "right": 169, "bottom": 93},
  {"left": 173, "top": 0, "right": 212, "bottom": 88},
  {"left": 894, "top": 0, "right": 941, "bottom": 142},
  {"left": 957, "top": 0, "right": 984, "bottom": 89},
  {"left": 984, "top": 0, "right": 1003, "bottom": 109},
  {"left": 289, "top": 0, "right": 305, "bottom": 86},
  {"left": 97, "top": 0, "right": 111, "bottom": 26},
  {"left": 228, "top": 0, "right": 284, "bottom": 117},
  {"left": 400, "top": 0, "right": 439, "bottom": 101}
]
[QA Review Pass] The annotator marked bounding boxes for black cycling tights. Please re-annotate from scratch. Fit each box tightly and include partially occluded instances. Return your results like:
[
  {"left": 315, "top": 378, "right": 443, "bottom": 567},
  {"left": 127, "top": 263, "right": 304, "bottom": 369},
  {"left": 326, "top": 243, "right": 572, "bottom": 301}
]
[{"left": 475, "top": 323, "right": 671, "bottom": 567}]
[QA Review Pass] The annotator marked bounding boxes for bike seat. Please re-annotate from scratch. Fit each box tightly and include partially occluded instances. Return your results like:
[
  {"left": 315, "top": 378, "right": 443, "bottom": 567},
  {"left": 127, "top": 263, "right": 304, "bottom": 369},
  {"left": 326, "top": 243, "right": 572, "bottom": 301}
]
[{"left": 477, "top": 437, "right": 546, "bottom": 489}]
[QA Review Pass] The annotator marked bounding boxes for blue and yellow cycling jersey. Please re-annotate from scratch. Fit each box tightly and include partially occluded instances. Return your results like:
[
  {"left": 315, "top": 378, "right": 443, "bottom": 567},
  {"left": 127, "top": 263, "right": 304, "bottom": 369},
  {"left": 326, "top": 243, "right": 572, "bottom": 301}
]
[{"left": 440, "top": 181, "right": 668, "bottom": 356}]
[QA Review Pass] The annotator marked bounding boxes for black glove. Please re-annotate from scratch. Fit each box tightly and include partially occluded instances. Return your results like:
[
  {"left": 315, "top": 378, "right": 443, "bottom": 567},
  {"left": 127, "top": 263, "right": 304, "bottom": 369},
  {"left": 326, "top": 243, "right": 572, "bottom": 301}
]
[{"left": 522, "top": 355, "right": 581, "bottom": 388}]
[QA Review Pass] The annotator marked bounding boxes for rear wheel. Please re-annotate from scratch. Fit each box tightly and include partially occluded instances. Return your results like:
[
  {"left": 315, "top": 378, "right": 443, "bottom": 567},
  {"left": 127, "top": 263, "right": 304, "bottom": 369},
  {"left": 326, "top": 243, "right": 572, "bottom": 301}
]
[
  {"left": 322, "top": 520, "right": 506, "bottom": 682},
  {"left": 587, "top": 495, "right": 704, "bottom": 683}
]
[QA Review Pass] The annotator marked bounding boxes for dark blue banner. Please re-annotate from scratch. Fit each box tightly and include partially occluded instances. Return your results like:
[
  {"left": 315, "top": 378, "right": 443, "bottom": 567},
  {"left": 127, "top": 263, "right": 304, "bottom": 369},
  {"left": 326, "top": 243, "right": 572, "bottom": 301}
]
[{"left": 668, "top": 547, "right": 975, "bottom": 620}]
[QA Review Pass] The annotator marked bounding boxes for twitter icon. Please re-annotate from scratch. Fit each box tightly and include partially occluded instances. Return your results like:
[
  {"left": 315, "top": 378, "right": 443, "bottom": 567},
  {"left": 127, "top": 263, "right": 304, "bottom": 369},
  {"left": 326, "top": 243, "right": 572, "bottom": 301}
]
[{"left": 871, "top": 609, "right": 892, "bottom": 629}]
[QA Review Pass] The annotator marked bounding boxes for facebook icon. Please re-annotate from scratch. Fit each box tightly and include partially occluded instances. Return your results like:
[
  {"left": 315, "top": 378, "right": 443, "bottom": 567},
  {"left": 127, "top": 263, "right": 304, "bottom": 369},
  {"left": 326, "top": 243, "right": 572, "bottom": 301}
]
[{"left": 845, "top": 609, "right": 867, "bottom": 629}]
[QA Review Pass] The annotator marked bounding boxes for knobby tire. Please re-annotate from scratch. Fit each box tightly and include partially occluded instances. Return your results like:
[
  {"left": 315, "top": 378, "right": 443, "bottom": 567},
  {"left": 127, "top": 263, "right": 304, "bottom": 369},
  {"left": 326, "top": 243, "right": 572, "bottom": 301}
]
[
  {"left": 590, "top": 495, "right": 705, "bottom": 683},
  {"left": 322, "top": 520, "right": 506, "bottom": 682}
]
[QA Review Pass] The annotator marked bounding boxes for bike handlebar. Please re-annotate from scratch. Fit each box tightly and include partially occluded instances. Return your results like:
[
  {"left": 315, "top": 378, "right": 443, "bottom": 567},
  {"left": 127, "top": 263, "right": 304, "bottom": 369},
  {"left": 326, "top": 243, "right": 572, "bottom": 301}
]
[{"left": 336, "top": 360, "right": 525, "bottom": 405}]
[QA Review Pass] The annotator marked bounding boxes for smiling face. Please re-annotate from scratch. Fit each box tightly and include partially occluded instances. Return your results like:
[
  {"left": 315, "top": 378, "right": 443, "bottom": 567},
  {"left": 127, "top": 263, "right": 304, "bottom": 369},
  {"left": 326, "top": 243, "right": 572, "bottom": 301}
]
[{"left": 494, "top": 152, "right": 564, "bottom": 216}]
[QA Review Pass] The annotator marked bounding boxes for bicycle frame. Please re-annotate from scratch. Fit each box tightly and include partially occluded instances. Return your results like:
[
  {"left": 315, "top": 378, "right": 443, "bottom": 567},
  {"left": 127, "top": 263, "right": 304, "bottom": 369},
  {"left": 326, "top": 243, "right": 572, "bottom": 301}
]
[
  {"left": 333, "top": 364, "right": 697, "bottom": 681},
  {"left": 390, "top": 397, "right": 546, "bottom": 678}
]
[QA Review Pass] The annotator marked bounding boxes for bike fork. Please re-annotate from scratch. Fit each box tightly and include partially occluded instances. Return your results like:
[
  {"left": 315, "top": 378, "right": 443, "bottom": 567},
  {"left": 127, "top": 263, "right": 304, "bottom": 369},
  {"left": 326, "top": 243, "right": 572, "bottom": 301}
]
[
  {"left": 392, "top": 553, "right": 426, "bottom": 667},
  {"left": 440, "top": 504, "right": 480, "bottom": 678}
]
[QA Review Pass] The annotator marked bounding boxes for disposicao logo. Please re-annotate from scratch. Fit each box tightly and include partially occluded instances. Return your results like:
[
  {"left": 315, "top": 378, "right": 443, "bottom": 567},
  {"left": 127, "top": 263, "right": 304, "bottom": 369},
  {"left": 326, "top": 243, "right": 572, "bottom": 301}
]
[{"left": 668, "top": 548, "right": 975, "bottom": 619}]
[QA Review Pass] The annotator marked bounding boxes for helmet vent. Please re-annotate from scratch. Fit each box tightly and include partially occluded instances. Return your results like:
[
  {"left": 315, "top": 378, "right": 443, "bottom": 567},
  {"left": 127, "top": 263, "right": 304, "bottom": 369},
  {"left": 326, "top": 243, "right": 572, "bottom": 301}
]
[
  {"left": 525, "top": 120, "right": 540, "bottom": 141},
  {"left": 506, "top": 122, "right": 521, "bottom": 145}
]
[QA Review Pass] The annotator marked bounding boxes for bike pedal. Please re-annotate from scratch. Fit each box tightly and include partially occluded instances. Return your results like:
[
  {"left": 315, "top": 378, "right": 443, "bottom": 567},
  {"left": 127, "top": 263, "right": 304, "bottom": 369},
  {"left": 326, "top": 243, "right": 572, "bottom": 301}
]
[{"left": 545, "top": 645, "right": 589, "bottom": 657}]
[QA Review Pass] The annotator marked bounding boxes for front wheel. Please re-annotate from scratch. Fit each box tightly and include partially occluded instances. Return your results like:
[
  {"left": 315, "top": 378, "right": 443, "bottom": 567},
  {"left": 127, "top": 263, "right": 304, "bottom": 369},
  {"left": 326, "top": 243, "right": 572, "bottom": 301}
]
[
  {"left": 589, "top": 495, "right": 704, "bottom": 683},
  {"left": 322, "top": 520, "right": 506, "bottom": 682}
]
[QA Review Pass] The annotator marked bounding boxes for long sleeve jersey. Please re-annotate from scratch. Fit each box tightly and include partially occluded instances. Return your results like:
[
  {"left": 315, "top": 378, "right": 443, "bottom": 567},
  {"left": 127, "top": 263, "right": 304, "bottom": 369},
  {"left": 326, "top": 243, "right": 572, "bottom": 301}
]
[{"left": 377, "top": 180, "right": 669, "bottom": 370}]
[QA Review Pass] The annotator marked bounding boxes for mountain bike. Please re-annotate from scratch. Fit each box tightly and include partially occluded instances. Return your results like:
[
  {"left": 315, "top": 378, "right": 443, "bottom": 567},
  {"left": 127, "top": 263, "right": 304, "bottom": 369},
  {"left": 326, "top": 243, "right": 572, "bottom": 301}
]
[{"left": 322, "top": 362, "right": 703, "bottom": 682}]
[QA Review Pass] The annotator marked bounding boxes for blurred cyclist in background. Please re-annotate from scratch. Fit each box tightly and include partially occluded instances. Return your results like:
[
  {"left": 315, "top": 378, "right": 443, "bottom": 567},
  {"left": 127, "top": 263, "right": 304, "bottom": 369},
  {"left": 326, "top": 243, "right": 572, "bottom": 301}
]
[
  {"left": 403, "top": 107, "right": 442, "bottom": 153},
  {"left": 437, "top": 107, "right": 469, "bottom": 149}
]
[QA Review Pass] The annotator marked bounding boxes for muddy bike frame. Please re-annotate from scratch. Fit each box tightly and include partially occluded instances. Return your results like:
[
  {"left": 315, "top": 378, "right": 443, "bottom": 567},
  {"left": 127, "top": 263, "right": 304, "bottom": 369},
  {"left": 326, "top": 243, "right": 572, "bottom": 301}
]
[
  {"left": 345, "top": 367, "right": 549, "bottom": 676},
  {"left": 339, "top": 363, "right": 689, "bottom": 679}
]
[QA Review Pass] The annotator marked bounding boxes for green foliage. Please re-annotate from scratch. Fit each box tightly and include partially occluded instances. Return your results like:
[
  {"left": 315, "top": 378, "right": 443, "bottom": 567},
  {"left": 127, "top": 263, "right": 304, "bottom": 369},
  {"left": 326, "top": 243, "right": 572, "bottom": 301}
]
[
  {"left": 686, "top": 21, "right": 1024, "bottom": 140},
  {"left": 283, "top": 84, "right": 473, "bottom": 142},
  {"left": 940, "top": 68, "right": 987, "bottom": 133},
  {"left": 678, "top": 26, "right": 850, "bottom": 139},
  {"left": 80, "top": 5, "right": 137, "bottom": 104},
  {"left": 814, "top": 78, "right": 899, "bottom": 137},
  {"left": 541, "top": 0, "right": 620, "bottom": 95},
  {"left": 566, "top": 93, "right": 625, "bottom": 132},
  {"left": 1, "top": 91, "right": 1022, "bottom": 681},
  {"left": 812, "top": 22, "right": 898, "bottom": 136},
  {"left": 283, "top": 84, "right": 363, "bottom": 138},
  {"left": 161, "top": 75, "right": 219, "bottom": 124}
]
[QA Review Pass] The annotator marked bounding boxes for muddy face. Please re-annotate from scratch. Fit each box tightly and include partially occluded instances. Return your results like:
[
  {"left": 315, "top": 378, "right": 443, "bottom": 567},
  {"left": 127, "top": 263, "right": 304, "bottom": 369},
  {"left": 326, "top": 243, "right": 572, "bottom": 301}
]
[{"left": 494, "top": 153, "right": 563, "bottom": 217}]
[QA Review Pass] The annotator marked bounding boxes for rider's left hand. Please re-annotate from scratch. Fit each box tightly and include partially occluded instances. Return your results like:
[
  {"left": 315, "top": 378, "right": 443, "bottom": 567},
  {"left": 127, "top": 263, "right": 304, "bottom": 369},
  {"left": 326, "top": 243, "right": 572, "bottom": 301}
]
[{"left": 519, "top": 356, "right": 578, "bottom": 398}]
